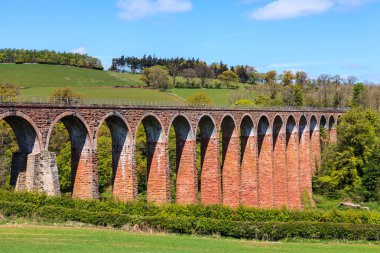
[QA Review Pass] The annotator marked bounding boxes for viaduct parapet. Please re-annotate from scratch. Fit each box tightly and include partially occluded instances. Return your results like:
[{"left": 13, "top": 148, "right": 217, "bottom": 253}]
[{"left": 0, "top": 103, "right": 344, "bottom": 209}]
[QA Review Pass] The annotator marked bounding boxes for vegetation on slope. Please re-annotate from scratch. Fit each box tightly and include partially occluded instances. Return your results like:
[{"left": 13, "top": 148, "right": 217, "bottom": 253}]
[{"left": 0, "top": 48, "right": 103, "bottom": 70}]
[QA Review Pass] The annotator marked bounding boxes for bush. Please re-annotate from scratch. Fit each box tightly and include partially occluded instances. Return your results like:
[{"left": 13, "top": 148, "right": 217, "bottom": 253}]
[{"left": 1, "top": 200, "right": 380, "bottom": 241}]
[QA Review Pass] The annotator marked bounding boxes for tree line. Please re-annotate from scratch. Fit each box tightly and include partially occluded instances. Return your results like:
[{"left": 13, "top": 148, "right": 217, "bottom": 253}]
[{"left": 0, "top": 48, "right": 103, "bottom": 70}]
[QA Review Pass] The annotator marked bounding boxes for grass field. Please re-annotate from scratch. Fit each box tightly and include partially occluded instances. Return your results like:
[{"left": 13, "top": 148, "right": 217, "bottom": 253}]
[
  {"left": 0, "top": 64, "right": 247, "bottom": 105},
  {"left": 0, "top": 225, "right": 378, "bottom": 253}
]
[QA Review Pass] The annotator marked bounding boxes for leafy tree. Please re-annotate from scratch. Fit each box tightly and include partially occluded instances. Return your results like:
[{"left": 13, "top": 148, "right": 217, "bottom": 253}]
[
  {"left": 195, "top": 62, "right": 211, "bottom": 87},
  {"left": 217, "top": 70, "right": 239, "bottom": 88},
  {"left": 186, "top": 92, "right": 212, "bottom": 105},
  {"left": 351, "top": 83, "right": 366, "bottom": 107},
  {"left": 51, "top": 87, "right": 81, "bottom": 104},
  {"left": 281, "top": 71, "right": 295, "bottom": 86},
  {"left": 181, "top": 68, "right": 197, "bottom": 87},
  {"left": 148, "top": 66, "right": 170, "bottom": 90},
  {"left": 0, "top": 83, "right": 19, "bottom": 101},
  {"left": 295, "top": 71, "right": 308, "bottom": 86},
  {"left": 315, "top": 108, "right": 380, "bottom": 201}
]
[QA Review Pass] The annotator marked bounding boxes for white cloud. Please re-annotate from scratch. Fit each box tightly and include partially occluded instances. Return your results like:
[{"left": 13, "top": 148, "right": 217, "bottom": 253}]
[
  {"left": 117, "top": 0, "right": 192, "bottom": 20},
  {"left": 71, "top": 47, "right": 87, "bottom": 55},
  {"left": 248, "top": 0, "right": 374, "bottom": 20}
]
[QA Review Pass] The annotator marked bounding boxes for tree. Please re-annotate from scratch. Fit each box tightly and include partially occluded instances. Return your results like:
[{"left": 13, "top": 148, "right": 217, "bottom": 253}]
[
  {"left": 51, "top": 87, "right": 81, "bottom": 104},
  {"left": 181, "top": 68, "right": 197, "bottom": 87},
  {"left": 141, "top": 65, "right": 170, "bottom": 89},
  {"left": 315, "top": 108, "right": 380, "bottom": 201},
  {"left": 0, "top": 83, "right": 19, "bottom": 101},
  {"left": 217, "top": 70, "right": 239, "bottom": 88},
  {"left": 281, "top": 71, "right": 295, "bottom": 86},
  {"left": 351, "top": 83, "right": 366, "bottom": 107},
  {"left": 185, "top": 92, "right": 212, "bottom": 105},
  {"left": 295, "top": 71, "right": 308, "bottom": 86},
  {"left": 195, "top": 62, "right": 211, "bottom": 87},
  {"left": 264, "top": 70, "right": 279, "bottom": 99},
  {"left": 148, "top": 65, "right": 170, "bottom": 90},
  {"left": 346, "top": 76, "right": 358, "bottom": 86}
]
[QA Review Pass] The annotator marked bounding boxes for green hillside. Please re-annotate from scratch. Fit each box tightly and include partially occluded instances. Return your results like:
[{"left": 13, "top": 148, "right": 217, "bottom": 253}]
[
  {"left": 0, "top": 64, "right": 145, "bottom": 87},
  {"left": 0, "top": 64, "right": 239, "bottom": 105}
]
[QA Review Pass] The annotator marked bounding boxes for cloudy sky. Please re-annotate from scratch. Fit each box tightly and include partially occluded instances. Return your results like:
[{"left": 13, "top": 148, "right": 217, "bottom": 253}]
[{"left": 1, "top": 0, "right": 380, "bottom": 82}]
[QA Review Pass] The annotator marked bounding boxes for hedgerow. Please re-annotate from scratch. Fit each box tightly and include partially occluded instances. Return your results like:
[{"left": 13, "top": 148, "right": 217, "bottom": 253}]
[
  {"left": 1, "top": 200, "right": 380, "bottom": 241},
  {"left": 2, "top": 189, "right": 380, "bottom": 225}
]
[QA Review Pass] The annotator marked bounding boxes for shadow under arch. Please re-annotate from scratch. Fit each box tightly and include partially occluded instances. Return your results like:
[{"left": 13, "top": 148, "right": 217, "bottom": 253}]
[
  {"left": 272, "top": 115, "right": 287, "bottom": 208},
  {"left": 240, "top": 115, "right": 258, "bottom": 207},
  {"left": 96, "top": 113, "right": 134, "bottom": 202},
  {"left": 169, "top": 115, "right": 197, "bottom": 204},
  {"left": 298, "top": 115, "right": 312, "bottom": 202},
  {"left": 196, "top": 114, "right": 221, "bottom": 205},
  {"left": 47, "top": 113, "right": 96, "bottom": 199},
  {"left": 1, "top": 113, "right": 42, "bottom": 191},
  {"left": 220, "top": 114, "right": 239, "bottom": 207},
  {"left": 257, "top": 115, "right": 273, "bottom": 208},
  {"left": 137, "top": 114, "right": 169, "bottom": 204},
  {"left": 285, "top": 115, "right": 301, "bottom": 209}
]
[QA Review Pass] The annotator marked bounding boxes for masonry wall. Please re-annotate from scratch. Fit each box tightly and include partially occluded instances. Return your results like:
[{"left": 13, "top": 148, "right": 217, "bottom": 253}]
[{"left": 0, "top": 105, "right": 343, "bottom": 209}]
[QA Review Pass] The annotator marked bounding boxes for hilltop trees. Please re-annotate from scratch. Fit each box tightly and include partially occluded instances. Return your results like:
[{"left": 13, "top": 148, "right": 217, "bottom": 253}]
[{"left": 0, "top": 49, "right": 103, "bottom": 70}]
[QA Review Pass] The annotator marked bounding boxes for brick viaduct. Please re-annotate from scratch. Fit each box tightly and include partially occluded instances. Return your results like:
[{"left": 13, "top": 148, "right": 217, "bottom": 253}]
[{"left": 0, "top": 103, "right": 344, "bottom": 209}]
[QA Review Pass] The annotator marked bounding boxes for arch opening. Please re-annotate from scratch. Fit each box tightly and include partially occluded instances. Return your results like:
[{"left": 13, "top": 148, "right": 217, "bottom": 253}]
[
  {"left": 196, "top": 115, "right": 220, "bottom": 205},
  {"left": 240, "top": 115, "right": 257, "bottom": 207},
  {"left": 96, "top": 115, "right": 133, "bottom": 202},
  {"left": 0, "top": 115, "right": 41, "bottom": 191},
  {"left": 257, "top": 116, "right": 273, "bottom": 208},
  {"left": 273, "top": 115, "right": 286, "bottom": 208},
  {"left": 47, "top": 115, "right": 95, "bottom": 199},
  {"left": 298, "top": 115, "right": 312, "bottom": 203},
  {"left": 220, "top": 115, "right": 239, "bottom": 207},
  {"left": 136, "top": 115, "right": 169, "bottom": 204},
  {"left": 168, "top": 115, "right": 196, "bottom": 204},
  {"left": 286, "top": 116, "right": 301, "bottom": 209}
]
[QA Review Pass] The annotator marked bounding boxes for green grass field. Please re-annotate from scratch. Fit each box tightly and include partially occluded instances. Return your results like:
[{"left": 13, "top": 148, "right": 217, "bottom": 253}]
[
  {"left": 0, "top": 225, "right": 378, "bottom": 253},
  {"left": 0, "top": 64, "right": 245, "bottom": 105}
]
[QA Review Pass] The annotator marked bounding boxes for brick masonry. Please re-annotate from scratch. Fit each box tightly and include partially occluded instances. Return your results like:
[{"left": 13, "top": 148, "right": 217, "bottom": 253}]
[{"left": 0, "top": 104, "right": 344, "bottom": 209}]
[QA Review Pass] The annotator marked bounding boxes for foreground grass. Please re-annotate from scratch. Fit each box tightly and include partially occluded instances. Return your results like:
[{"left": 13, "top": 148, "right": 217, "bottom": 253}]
[{"left": 0, "top": 225, "right": 378, "bottom": 253}]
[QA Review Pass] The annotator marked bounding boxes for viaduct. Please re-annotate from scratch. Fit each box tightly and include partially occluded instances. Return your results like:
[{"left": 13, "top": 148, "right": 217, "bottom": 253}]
[{"left": 0, "top": 102, "right": 344, "bottom": 209}]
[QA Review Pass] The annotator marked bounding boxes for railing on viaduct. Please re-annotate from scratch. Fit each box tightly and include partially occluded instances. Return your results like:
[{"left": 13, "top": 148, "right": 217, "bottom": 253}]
[{"left": 0, "top": 99, "right": 346, "bottom": 209}]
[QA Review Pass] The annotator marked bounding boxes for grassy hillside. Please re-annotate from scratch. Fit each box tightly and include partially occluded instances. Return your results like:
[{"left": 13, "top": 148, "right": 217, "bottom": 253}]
[
  {"left": 0, "top": 64, "right": 145, "bottom": 87},
  {"left": 0, "top": 64, "right": 242, "bottom": 105},
  {"left": 0, "top": 226, "right": 378, "bottom": 253}
]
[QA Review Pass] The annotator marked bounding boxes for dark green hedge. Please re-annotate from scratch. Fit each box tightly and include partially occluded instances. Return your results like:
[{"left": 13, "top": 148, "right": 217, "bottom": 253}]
[
  {"left": 1, "top": 189, "right": 379, "bottom": 225},
  {"left": 1, "top": 200, "right": 380, "bottom": 241}
]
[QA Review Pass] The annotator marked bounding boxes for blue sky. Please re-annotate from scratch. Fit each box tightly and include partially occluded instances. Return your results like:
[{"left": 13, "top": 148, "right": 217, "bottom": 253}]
[{"left": 1, "top": 0, "right": 380, "bottom": 82}]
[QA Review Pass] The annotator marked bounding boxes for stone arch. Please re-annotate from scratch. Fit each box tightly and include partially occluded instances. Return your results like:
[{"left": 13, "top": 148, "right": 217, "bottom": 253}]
[
  {"left": 196, "top": 114, "right": 221, "bottom": 205},
  {"left": 220, "top": 114, "right": 240, "bottom": 208},
  {"left": 136, "top": 113, "right": 169, "bottom": 204},
  {"left": 47, "top": 112, "right": 96, "bottom": 199},
  {"left": 169, "top": 114, "right": 197, "bottom": 204},
  {"left": 328, "top": 115, "right": 336, "bottom": 130},
  {"left": 95, "top": 113, "right": 134, "bottom": 202},
  {"left": 240, "top": 114, "right": 257, "bottom": 207},
  {"left": 257, "top": 115, "right": 273, "bottom": 208},
  {"left": 0, "top": 112, "right": 42, "bottom": 191},
  {"left": 309, "top": 115, "right": 320, "bottom": 175},
  {"left": 298, "top": 115, "right": 311, "bottom": 201},
  {"left": 285, "top": 115, "right": 301, "bottom": 209},
  {"left": 328, "top": 115, "right": 337, "bottom": 143},
  {"left": 272, "top": 115, "right": 286, "bottom": 208},
  {"left": 320, "top": 115, "right": 327, "bottom": 129}
]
